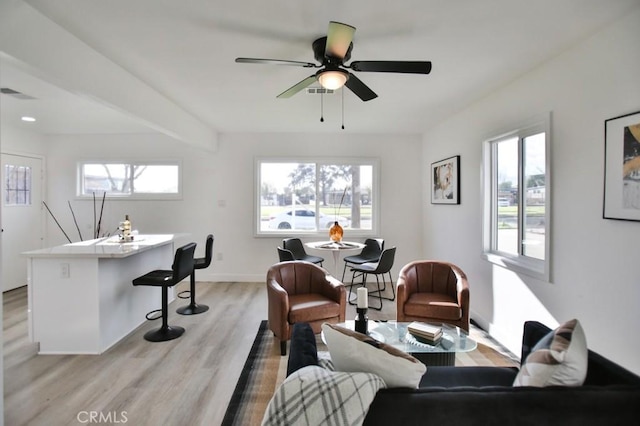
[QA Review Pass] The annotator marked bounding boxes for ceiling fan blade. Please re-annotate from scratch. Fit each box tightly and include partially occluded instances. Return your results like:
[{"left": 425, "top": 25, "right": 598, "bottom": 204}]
[
  {"left": 344, "top": 73, "right": 377, "bottom": 102},
  {"left": 276, "top": 75, "right": 317, "bottom": 98},
  {"left": 349, "top": 60, "right": 432, "bottom": 74},
  {"left": 235, "top": 57, "right": 318, "bottom": 68},
  {"left": 325, "top": 21, "right": 356, "bottom": 59}
]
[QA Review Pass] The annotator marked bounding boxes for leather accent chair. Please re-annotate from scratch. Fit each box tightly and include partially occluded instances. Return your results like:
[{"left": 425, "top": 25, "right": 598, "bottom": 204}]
[
  {"left": 267, "top": 261, "right": 346, "bottom": 355},
  {"left": 396, "top": 260, "right": 470, "bottom": 332}
]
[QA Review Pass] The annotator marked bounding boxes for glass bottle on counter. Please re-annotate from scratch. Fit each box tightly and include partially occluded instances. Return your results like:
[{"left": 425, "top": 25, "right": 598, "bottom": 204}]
[{"left": 120, "top": 215, "right": 132, "bottom": 241}]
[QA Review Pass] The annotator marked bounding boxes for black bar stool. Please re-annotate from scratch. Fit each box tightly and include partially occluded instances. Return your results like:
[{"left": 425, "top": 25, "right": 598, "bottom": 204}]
[
  {"left": 177, "top": 234, "right": 214, "bottom": 315},
  {"left": 132, "top": 242, "right": 196, "bottom": 342}
]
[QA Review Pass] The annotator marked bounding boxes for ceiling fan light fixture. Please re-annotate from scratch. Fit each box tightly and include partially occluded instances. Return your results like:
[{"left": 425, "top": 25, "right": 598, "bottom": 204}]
[{"left": 317, "top": 69, "right": 348, "bottom": 90}]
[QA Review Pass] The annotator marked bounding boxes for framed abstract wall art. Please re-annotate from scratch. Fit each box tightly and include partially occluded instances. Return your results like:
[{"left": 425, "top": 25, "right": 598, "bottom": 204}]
[
  {"left": 431, "top": 155, "right": 460, "bottom": 204},
  {"left": 603, "top": 110, "right": 640, "bottom": 221}
]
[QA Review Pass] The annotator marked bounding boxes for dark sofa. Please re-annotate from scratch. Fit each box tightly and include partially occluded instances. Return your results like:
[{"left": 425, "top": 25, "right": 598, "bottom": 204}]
[{"left": 287, "top": 321, "right": 640, "bottom": 426}]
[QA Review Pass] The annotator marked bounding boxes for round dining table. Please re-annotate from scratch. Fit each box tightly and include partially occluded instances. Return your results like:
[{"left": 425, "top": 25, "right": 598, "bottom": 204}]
[{"left": 304, "top": 240, "right": 365, "bottom": 280}]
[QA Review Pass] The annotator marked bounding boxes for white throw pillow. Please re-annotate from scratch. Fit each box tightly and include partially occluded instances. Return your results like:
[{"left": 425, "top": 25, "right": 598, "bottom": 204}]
[
  {"left": 513, "top": 318, "right": 588, "bottom": 387},
  {"left": 322, "top": 323, "right": 426, "bottom": 388},
  {"left": 261, "top": 365, "right": 385, "bottom": 426}
]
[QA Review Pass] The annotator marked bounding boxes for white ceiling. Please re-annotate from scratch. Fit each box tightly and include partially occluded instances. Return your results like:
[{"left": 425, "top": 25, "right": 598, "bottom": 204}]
[{"left": 2, "top": 0, "right": 639, "bottom": 136}]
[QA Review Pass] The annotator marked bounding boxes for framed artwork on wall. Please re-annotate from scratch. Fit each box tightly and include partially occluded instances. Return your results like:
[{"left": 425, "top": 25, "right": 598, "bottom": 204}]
[
  {"left": 431, "top": 155, "right": 460, "bottom": 205},
  {"left": 603, "top": 110, "right": 640, "bottom": 221}
]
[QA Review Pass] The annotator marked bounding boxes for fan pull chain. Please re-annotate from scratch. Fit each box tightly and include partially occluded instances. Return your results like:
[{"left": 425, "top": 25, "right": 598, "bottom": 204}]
[
  {"left": 320, "top": 92, "right": 324, "bottom": 122},
  {"left": 341, "top": 88, "right": 345, "bottom": 130}
]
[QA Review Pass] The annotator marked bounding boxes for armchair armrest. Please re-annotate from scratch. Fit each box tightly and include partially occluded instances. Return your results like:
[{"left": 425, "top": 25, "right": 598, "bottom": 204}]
[
  {"left": 451, "top": 264, "right": 469, "bottom": 305},
  {"left": 321, "top": 274, "right": 344, "bottom": 301},
  {"left": 267, "top": 278, "right": 290, "bottom": 338},
  {"left": 396, "top": 275, "right": 409, "bottom": 305},
  {"left": 320, "top": 274, "right": 346, "bottom": 321}
]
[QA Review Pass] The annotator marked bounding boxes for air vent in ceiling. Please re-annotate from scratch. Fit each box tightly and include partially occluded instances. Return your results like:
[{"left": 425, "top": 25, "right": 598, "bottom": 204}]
[
  {"left": 306, "top": 88, "right": 334, "bottom": 95},
  {"left": 1, "top": 87, "right": 36, "bottom": 100}
]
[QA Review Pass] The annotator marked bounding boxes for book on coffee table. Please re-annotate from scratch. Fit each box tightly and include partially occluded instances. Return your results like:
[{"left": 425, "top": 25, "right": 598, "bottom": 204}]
[{"left": 407, "top": 322, "right": 443, "bottom": 344}]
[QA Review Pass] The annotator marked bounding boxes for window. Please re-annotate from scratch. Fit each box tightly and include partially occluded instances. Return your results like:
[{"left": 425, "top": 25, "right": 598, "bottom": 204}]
[
  {"left": 4, "top": 164, "right": 32, "bottom": 206},
  {"left": 78, "top": 161, "right": 181, "bottom": 199},
  {"left": 482, "top": 114, "right": 551, "bottom": 280},
  {"left": 256, "top": 158, "right": 379, "bottom": 236}
]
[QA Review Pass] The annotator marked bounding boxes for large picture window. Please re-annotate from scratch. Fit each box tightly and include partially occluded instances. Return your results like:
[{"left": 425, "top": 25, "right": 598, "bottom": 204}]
[
  {"left": 78, "top": 161, "right": 181, "bottom": 199},
  {"left": 256, "top": 158, "right": 379, "bottom": 236},
  {"left": 482, "top": 114, "right": 551, "bottom": 280}
]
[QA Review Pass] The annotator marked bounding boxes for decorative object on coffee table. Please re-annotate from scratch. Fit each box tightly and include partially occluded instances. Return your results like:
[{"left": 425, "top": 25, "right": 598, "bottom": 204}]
[
  {"left": 355, "top": 287, "right": 368, "bottom": 334},
  {"left": 323, "top": 320, "right": 477, "bottom": 366}
]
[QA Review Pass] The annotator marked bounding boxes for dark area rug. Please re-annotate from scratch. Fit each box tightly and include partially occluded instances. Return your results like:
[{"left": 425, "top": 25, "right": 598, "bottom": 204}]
[
  {"left": 221, "top": 320, "right": 287, "bottom": 426},
  {"left": 222, "top": 320, "right": 519, "bottom": 426}
]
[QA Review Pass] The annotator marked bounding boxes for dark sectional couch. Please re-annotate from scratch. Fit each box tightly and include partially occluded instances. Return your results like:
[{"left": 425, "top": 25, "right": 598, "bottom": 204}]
[{"left": 287, "top": 321, "right": 640, "bottom": 426}]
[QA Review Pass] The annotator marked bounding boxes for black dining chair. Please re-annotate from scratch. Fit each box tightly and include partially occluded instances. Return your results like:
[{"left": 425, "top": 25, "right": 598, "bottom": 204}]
[
  {"left": 177, "top": 234, "right": 214, "bottom": 315},
  {"left": 341, "top": 238, "right": 384, "bottom": 282},
  {"left": 282, "top": 238, "right": 324, "bottom": 266},
  {"left": 349, "top": 247, "right": 396, "bottom": 311},
  {"left": 132, "top": 242, "right": 196, "bottom": 342},
  {"left": 277, "top": 246, "right": 296, "bottom": 262}
]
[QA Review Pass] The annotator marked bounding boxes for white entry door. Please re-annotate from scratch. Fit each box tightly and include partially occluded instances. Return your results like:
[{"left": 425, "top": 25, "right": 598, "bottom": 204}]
[{"left": 1, "top": 153, "right": 44, "bottom": 292}]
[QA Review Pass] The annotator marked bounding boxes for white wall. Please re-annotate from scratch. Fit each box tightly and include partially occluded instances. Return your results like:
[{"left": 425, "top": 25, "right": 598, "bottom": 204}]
[
  {"left": 43, "top": 132, "right": 424, "bottom": 283},
  {"left": 43, "top": 133, "right": 217, "bottom": 256},
  {"left": 2, "top": 124, "right": 47, "bottom": 155},
  {"left": 422, "top": 8, "right": 640, "bottom": 373},
  {"left": 1, "top": 122, "right": 47, "bottom": 426}
]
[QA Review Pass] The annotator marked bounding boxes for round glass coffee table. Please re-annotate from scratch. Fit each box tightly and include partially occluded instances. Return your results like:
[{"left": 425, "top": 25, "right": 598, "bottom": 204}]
[{"left": 328, "top": 320, "right": 477, "bottom": 366}]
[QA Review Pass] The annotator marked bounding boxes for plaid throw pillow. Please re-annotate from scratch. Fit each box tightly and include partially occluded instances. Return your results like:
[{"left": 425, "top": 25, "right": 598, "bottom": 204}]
[
  {"left": 261, "top": 365, "right": 385, "bottom": 426},
  {"left": 513, "top": 318, "right": 588, "bottom": 387}
]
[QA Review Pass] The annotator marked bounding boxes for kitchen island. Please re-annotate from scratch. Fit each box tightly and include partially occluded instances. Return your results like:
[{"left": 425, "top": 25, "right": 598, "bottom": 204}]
[{"left": 23, "top": 234, "right": 183, "bottom": 354}]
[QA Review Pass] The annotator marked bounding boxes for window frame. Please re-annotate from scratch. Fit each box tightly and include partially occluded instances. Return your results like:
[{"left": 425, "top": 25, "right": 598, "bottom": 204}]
[
  {"left": 4, "top": 163, "right": 32, "bottom": 206},
  {"left": 77, "top": 159, "right": 183, "bottom": 200},
  {"left": 255, "top": 156, "right": 380, "bottom": 238},
  {"left": 481, "top": 113, "right": 551, "bottom": 281}
]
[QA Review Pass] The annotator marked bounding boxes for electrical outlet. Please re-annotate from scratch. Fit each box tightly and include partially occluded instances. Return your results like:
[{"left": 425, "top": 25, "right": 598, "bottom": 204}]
[{"left": 60, "top": 263, "right": 70, "bottom": 278}]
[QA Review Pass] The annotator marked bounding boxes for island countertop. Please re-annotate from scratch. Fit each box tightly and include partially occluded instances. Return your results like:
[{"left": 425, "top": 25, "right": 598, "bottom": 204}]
[
  {"left": 22, "top": 234, "right": 182, "bottom": 259},
  {"left": 24, "top": 233, "right": 187, "bottom": 354}
]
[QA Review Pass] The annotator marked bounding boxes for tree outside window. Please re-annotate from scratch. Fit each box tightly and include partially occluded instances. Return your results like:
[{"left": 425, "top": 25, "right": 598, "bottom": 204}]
[{"left": 257, "top": 159, "right": 377, "bottom": 235}]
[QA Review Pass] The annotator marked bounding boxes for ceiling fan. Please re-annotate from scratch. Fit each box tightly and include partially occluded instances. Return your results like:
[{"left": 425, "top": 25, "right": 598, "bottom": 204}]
[{"left": 235, "top": 21, "right": 432, "bottom": 102}]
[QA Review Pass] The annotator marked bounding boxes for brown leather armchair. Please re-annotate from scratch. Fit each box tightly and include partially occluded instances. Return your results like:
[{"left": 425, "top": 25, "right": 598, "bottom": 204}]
[
  {"left": 396, "top": 260, "right": 470, "bottom": 332},
  {"left": 267, "top": 261, "right": 346, "bottom": 355}
]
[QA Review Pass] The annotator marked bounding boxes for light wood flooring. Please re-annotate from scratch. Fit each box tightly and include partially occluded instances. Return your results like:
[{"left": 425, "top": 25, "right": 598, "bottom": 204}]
[{"left": 3, "top": 278, "right": 397, "bottom": 426}]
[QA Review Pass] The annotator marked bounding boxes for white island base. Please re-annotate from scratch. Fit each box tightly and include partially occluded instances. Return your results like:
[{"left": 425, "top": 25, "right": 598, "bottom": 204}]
[{"left": 24, "top": 235, "right": 181, "bottom": 354}]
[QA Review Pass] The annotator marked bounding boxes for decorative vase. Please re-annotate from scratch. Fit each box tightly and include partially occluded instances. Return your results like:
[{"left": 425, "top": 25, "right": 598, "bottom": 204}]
[{"left": 329, "top": 221, "right": 343, "bottom": 242}]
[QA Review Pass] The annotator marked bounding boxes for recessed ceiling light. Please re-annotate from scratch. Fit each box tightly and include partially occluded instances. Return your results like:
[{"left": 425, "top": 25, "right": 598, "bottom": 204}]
[{"left": 21, "top": 116, "right": 36, "bottom": 122}]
